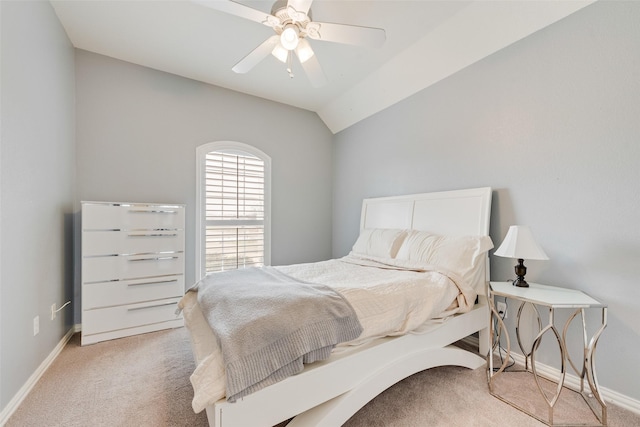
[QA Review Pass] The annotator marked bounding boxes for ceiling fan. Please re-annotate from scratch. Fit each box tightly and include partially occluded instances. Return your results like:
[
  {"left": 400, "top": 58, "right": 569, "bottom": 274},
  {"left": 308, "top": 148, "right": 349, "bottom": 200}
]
[{"left": 194, "top": 0, "right": 386, "bottom": 87}]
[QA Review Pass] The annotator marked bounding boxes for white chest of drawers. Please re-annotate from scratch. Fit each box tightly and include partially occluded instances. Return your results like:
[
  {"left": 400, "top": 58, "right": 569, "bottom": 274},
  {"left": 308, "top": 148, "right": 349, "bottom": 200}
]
[{"left": 81, "top": 201, "right": 185, "bottom": 345}]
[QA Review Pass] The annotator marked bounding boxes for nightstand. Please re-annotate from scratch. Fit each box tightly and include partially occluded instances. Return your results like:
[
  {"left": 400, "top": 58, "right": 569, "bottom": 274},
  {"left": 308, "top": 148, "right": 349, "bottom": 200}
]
[{"left": 487, "top": 281, "right": 607, "bottom": 426}]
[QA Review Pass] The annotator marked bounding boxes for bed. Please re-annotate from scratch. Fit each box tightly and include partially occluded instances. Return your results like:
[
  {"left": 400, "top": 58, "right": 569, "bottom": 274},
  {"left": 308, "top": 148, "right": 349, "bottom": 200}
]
[{"left": 179, "top": 186, "right": 493, "bottom": 426}]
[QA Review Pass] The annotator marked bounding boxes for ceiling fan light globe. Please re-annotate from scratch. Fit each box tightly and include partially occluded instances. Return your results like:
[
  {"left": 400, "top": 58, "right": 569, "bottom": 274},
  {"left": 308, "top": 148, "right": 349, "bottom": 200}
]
[
  {"left": 280, "top": 25, "right": 299, "bottom": 50},
  {"left": 296, "top": 38, "right": 315, "bottom": 63},
  {"left": 271, "top": 43, "right": 288, "bottom": 63}
]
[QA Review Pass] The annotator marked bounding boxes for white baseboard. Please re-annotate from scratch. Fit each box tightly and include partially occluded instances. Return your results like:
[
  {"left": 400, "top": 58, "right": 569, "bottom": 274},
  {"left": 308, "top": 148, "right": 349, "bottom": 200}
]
[
  {"left": 0, "top": 326, "right": 78, "bottom": 425},
  {"left": 497, "top": 348, "right": 640, "bottom": 417}
]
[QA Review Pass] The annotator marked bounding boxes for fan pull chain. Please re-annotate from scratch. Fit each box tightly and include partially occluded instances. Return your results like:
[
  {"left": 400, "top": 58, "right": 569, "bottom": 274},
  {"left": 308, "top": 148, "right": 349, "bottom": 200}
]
[{"left": 286, "top": 50, "right": 294, "bottom": 79}]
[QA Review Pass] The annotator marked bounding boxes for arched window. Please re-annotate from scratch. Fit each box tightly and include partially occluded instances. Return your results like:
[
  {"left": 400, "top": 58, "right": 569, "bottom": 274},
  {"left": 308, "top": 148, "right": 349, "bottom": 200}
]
[{"left": 196, "top": 141, "right": 271, "bottom": 279}]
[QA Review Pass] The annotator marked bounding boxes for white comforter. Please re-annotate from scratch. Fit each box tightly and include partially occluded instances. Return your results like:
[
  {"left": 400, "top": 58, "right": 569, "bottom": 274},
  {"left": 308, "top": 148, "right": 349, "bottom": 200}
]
[{"left": 178, "top": 254, "right": 477, "bottom": 413}]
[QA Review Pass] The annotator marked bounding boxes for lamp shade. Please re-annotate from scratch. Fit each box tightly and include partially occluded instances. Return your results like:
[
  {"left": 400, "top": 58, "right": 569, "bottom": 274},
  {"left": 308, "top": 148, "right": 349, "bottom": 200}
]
[{"left": 494, "top": 225, "right": 549, "bottom": 260}]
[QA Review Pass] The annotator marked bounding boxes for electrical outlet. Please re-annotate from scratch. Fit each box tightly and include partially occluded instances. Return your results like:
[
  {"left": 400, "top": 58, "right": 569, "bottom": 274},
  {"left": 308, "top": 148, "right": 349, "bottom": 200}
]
[
  {"left": 497, "top": 301, "right": 507, "bottom": 319},
  {"left": 51, "top": 303, "right": 57, "bottom": 320},
  {"left": 33, "top": 316, "right": 40, "bottom": 336}
]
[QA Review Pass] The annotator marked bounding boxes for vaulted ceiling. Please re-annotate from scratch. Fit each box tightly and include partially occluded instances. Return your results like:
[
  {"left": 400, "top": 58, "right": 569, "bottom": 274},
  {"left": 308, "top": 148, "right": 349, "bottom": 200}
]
[{"left": 51, "top": 0, "right": 595, "bottom": 133}]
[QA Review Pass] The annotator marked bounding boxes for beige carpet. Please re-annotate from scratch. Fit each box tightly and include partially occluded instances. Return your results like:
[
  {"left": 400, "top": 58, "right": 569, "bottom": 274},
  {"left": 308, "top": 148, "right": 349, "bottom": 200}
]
[{"left": 6, "top": 327, "right": 640, "bottom": 426}]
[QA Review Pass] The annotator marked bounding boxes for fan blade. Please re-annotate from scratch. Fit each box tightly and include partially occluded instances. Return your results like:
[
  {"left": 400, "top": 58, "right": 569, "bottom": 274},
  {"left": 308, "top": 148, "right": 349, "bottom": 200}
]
[
  {"left": 288, "top": 0, "right": 313, "bottom": 16},
  {"left": 232, "top": 35, "right": 280, "bottom": 74},
  {"left": 296, "top": 43, "right": 327, "bottom": 88},
  {"left": 193, "top": 0, "right": 274, "bottom": 26},
  {"left": 307, "top": 22, "right": 386, "bottom": 48}
]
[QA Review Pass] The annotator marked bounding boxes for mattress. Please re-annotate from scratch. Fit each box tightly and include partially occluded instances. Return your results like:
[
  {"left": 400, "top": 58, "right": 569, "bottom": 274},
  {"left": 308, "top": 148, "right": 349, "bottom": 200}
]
[{"left": 179, "top": 254, "right": 477, "bottom": 412}]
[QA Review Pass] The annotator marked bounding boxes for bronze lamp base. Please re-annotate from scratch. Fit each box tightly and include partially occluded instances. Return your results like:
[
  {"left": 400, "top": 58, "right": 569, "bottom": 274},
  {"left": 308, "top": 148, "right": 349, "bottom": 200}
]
[{"left": 513, "top": 258, "right": 529, "bottom": 287}]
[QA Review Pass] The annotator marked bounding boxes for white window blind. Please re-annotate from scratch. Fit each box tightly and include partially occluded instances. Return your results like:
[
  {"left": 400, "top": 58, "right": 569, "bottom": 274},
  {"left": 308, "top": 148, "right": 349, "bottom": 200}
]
[{"left": 204, "top": 151, "right": 265, "bottom": 273}]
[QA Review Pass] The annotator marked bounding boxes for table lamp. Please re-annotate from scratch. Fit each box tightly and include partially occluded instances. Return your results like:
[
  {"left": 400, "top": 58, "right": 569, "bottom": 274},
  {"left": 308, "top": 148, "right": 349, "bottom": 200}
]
[{"left": 494, "top": 225, "right": 548, "bottom": 287}]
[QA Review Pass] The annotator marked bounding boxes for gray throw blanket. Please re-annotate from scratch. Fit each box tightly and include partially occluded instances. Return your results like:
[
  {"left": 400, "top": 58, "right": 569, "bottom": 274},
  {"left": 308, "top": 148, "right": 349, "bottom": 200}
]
[{"left": 193, "top": 267, "right": 363, "bottom": 402}]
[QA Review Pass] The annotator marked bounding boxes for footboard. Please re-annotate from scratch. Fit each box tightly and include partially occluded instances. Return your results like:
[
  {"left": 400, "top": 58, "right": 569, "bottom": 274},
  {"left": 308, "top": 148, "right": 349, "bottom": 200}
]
[{"left": 204, "top": 295, "right": 488, "bottom": 427}]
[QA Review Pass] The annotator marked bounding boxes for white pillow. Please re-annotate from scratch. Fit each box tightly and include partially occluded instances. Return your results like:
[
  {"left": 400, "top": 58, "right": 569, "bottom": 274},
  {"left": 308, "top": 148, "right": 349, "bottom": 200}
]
[
  {"left": 351, "top": 228, "right": 408, "bottom": 259},
  {"left": 395, "top": 230, "right": 494, "bottom": 289}
]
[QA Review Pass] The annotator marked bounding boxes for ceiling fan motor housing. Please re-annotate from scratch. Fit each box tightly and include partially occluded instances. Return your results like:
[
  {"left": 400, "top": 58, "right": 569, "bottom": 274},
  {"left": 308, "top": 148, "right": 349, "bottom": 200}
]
[{"left": 270, "top": 0, "right": 312, "bottom": 33}]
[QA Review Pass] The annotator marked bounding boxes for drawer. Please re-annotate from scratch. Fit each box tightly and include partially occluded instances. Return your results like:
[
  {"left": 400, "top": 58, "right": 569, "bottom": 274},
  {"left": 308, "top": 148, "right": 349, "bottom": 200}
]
[
  {"left": 82, "top": 203, "right": 184, "bottom": 230},
  {"left": 82, "top": 229, "right": 184, "bottom": 256},
  {"left": 82, "top": 252, "right": 184, "bottom": 283},
  {"left": 82, "top": 297, "right": 182, "bottom": 336},
  {"left": 83, "top": 275, "right": 184, "bottom": 309}
]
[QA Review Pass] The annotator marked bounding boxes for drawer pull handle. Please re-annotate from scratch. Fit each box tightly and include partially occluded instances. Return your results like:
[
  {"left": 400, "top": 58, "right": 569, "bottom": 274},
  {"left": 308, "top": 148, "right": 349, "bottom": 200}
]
[
  {"left": 129, "top": 256, "right": 178, "bottom": 262},
  {"left": 127, "top": 233, "right": 178, "bottom": 237},
  {"left": 128, "top": 279, "right": 178, "bottom": 287},
  {"left": 129, "top": 209, "right": 178, "bottom": 214},
  {"left": 127, "top": 302, "right": 177, "bottom": 311}
]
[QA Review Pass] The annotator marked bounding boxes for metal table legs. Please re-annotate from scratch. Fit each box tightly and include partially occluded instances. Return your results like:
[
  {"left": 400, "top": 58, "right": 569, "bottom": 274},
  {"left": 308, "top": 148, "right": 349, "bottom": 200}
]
[{"left": 487, "top": 298, "right": 608, "bottom": 426}]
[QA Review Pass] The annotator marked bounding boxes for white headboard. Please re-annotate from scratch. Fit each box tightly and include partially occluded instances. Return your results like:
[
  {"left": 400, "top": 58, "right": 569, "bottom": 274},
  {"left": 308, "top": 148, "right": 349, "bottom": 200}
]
[
  {"left": 360, "top": 187, "right": 492, "bottom": 237},
  {"left": 360, "top": 187, "right": 493, "bottom": 287}
]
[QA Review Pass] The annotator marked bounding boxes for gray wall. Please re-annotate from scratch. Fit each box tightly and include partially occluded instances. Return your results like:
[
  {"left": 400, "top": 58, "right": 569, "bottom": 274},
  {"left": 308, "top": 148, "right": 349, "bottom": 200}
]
[
  {"left": 0, "top": 0, "right": 76, "bottom": 412},
  {"left": 74, "top": 51, "right": 334, "bottom": 322},
  {"left": 333, "top": 1, "right": 640, "bottom": 402}
]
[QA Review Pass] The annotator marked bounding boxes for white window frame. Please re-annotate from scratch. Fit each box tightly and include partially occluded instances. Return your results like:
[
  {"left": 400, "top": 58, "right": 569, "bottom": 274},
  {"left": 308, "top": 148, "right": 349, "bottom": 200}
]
[{"left": 195, "top": 141, "right": 271, "bottom": 280}]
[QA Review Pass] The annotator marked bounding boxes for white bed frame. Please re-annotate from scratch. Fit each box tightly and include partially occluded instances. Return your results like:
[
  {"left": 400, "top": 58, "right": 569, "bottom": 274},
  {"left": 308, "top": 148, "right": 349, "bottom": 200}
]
[{"left": 196, "top": 187, "right": 492, "bottom": 427}]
